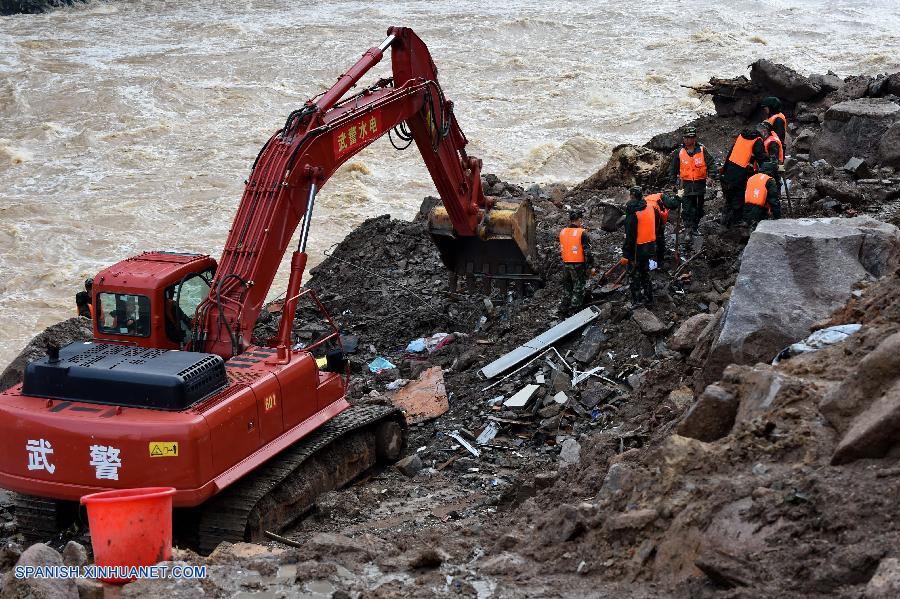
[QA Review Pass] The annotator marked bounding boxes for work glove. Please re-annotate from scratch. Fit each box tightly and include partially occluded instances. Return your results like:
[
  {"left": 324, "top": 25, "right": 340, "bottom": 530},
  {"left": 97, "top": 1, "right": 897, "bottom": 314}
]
[{"left": 619, "top": 257, "right": 629, "bottom": 266}]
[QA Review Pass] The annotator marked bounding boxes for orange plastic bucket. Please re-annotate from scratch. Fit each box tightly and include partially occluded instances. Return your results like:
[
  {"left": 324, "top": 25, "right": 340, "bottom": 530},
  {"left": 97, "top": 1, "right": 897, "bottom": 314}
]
[{"left": 80, "top": 487, "right": 176, "bottom": 583}]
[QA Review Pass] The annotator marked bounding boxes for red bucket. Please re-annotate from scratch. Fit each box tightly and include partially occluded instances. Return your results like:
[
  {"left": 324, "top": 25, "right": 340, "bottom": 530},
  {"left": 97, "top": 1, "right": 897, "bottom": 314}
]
[{"left": 80, "top": 487, "right": 176, "bottom": 583}]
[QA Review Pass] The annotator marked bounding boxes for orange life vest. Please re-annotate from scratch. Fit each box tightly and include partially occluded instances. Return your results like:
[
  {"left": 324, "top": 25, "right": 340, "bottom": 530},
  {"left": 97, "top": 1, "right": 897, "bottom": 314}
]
[
  {"left": 76, "top": 302, "right": 94, "bottom": 319},
  {"left": 767, "top": 113, "right": 787, "bottom": 136},
  {"left": 559, "top": 227, "right": 585, "bottom": 263},
  {"left": 745, "top": 174, "right": 772, "bottom": 207},
  {"left": 635, "top": 204, "right": 657, "bottom": 245},
  {"left": 728, "top": 135, "right": 757, "bottom": 168},
  {"left": 764, "top": 131, "right": 784, "bottom": 163},
  {"left": 678, "top": 146, "right": 708, "bottom": 181},
  {"left": 644, "top": 193, "right": 669, "bottom": 224}
]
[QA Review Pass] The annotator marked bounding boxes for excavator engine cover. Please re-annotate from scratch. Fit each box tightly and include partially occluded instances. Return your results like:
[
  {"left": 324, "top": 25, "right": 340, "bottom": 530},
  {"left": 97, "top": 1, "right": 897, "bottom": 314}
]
[
  {"left": 22, "top": 342, "right": 227, "bottom": 410},
  {"left": 427, "top": 198, "right": 538, "bottom": 290}
]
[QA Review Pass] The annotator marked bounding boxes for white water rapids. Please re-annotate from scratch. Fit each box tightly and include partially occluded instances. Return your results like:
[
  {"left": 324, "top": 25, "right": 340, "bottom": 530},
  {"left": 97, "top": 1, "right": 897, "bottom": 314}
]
[{"left": 1, "top": 0, "right": 898, "bottom": 366}]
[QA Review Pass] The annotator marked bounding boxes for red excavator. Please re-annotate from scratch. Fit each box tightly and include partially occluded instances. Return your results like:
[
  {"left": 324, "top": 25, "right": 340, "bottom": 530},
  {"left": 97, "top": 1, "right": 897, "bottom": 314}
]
[{"left": 0, "top": 27, "right": 536, "bottom": 553}]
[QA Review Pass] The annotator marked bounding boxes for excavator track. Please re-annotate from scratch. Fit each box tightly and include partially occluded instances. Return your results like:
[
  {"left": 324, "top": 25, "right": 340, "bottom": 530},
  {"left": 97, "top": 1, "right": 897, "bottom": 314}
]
[
  {"left": 193, "top": 404, "right": 405, "bottom": 555},
  {"left": 13, "top": 493, "right": 79, "bottom": 547}
]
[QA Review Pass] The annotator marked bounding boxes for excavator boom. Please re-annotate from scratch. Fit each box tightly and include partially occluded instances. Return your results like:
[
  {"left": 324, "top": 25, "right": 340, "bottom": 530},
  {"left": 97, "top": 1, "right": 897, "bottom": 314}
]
[{"left": 194, "top": 27, "right": 537, "bottom": 359}]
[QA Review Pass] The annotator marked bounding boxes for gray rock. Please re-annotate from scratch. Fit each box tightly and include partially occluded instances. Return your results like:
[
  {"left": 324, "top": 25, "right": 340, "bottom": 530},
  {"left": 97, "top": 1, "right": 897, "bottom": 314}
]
[
  {"left": 814, "top": 179, "right": 864, "bottom": 204},
  {"left": 395, "top": 453, "right": 423, "bottom": 477},
  {"left": 595, "top": 202, "right": 625, "bottom": 233},
  {"left": 821, "top": 332, "right": 900, "bottom": 433},
  {"left": 668, "top": 387, "right": 694, "bottom": 411},
  {"left": 704, "top": 217, "right": 900, "bottom": 382},
  {"left": 580, "top": 383, "right": 615, "bottom": 409},
  {"left": 559, "top": 438, "right": 581, "bottom": 467},
  {"left": 749, "top": 59, "right": 821, "bottom": 102},
  {"left": 75, "top": 578, "right": 104, "bottom": 599},
  {"left": 632, "top": 308, "right": 665, "bottom": 334},
  {"left": 551, "top": 369, "right": 571, "bottom": 393},
  {"left": 791, "top": 127, "right": 818, "bottom": 154},
  {"left": 0, "top": 318, "right": 93, "bottom": 391},
  {"left": 831, "top": 385, "right": 900, "bottom": 465},
  {"left": 1, "top": 543, "right": 77, "bottom": 599},
  {"left": 879, "top": 122, "right": 900, "bottom": 167},
  {"left": 534, "top": 470, "right": 559, "bottom": 489},
  {"left": 676, "top": 385, "right": 738, "bottom": 442},
  {"left": 573, "top": 325, "right": 607, "bottom": 363},
  {"left": 809, "top": 72, "right": 843, "bottom": 94},
  {"left": 843, "top": 157, "right": 872, "bottom": 179},
  {"left": 812, "top": 98, "right": 900, "bottom": 166},
  {"left": 61, "top": 541, "right": 88, "bottom": 568},
  {"left": 866, "top": 558, "right": 900, "bottom": 599},
  {"left": 605, "top": 508, "right": 658, "bottom": 531},
  {"left": 599, "top": 463, "right": 633, "bottom": 497},
  {"left": 670, "top": 313, "right": 715, "bottom": 351}
]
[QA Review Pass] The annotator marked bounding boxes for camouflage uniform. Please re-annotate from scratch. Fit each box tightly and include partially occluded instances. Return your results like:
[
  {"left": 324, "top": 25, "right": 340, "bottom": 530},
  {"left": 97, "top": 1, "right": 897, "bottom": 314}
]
[
  {"left": 559, "top": 221, "right": 593, "bottom": 313},
  {"left": 668, "top": 131, "right": 718, "bottom": 233}
]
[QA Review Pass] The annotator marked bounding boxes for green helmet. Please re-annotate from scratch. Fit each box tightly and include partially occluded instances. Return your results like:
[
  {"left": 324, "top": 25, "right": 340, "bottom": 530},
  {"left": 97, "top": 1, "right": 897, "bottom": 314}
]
[
  {"left": 683, "top": 126, "right": 697, "bottom": 137},
  {"left": 630, "top": 185, "right": 643, "bottom": 199},
  {"left": 761, "top": 96, "right": 782, "bottom": 111},
  {"left": 568, "top": 208, "right": 584, "bottom": 221}
]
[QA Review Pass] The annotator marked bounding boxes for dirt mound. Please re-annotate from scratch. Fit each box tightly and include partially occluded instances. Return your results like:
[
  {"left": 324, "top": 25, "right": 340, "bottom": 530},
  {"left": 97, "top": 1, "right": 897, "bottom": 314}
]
[
  {"left": 500, "top": 271, "right": 900, "bottom": 596},
  {"left": 0, "top": 317, "right": 92, "bottom": 391}
]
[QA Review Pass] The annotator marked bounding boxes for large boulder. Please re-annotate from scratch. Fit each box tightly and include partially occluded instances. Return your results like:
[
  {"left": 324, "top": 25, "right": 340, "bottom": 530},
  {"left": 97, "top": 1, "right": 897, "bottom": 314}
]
[
  {"left": 811, "top": 98, "right": 900, "bottom": 166},
  {"left": 704, "top": 217, "right": 900, "bottom": 383},
  {"left": 575, "top": 144, "right": 666, "bottom": 191},
  {"left": 749, "top": 59, "right": 821, "bottom": 102},
  {"left": 879, "top": 122, "right": 900, "bottom": 167},
  {"left": 0, "top": 543, "right": 78, "bottom": 598},
  {"left": 0, "top": 318, "right": 92, "bottom": 391}
]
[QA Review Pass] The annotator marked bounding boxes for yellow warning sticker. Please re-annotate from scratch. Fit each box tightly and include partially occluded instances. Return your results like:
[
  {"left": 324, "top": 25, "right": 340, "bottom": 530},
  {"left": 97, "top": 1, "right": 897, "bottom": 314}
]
[{"left": 149, "top": 442, "right": 179, "bottom": 458}]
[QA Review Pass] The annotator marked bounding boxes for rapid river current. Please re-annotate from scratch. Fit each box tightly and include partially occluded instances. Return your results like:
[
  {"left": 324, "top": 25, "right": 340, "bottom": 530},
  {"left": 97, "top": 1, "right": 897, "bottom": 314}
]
[{"left": 1, "top": 0, "right": 899, "bottom": 366}]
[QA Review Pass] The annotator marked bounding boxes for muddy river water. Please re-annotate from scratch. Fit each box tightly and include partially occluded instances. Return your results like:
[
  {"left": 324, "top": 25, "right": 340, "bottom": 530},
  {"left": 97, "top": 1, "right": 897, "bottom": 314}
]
[{"left": 1, "top": 0, "right": 898, "bottom": 365}]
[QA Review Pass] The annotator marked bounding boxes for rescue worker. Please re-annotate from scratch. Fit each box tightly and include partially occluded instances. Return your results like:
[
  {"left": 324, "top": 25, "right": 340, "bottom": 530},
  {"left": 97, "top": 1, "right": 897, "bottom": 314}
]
[
  {"left": 760, "top": 120, "right": 784, "bottom": 166},
  {"left": 642, "top": 190, "right": 679, "bottom": 266},
  {"left": 761, "top": 96, "right": 788, "bottom": 146},
  {"left": 622, "top": 187, "right": 663, "bottom": 306},
  {"left": 743, "top": 162, "right": 782, "bottom": 230},
  {"left": 719, "top": 127, "right": 767, "bottom": 227},
  {"left": 668, "top": 126, "right": 717, "bottom": 237},
  {"left": 75, "top": 278, "right": 94, "bottom": 319},
  {"left": 558, "top": 208, "right": 593, "bottom": 315}
]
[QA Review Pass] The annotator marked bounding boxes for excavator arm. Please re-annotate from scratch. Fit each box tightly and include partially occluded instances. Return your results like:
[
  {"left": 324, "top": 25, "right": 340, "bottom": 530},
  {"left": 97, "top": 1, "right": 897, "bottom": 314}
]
[{"left": 192, "top": 27, "right": 536, "bottom": 359}]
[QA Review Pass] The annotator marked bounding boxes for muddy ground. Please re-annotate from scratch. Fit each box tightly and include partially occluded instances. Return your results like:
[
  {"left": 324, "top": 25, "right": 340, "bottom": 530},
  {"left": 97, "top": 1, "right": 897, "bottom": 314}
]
[{"left": 1, "top": 61, "right": 900, "bottom": 597}]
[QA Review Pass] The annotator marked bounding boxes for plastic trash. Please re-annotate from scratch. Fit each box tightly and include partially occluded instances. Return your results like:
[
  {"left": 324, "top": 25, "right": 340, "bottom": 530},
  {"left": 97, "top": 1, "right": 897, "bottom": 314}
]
[
  {"left": 368, "top": 356, "right": 396, "bottom": 373},
  {"left": 80, "top": 487, "right": 176, "bottom": 583},
  {"left": 385, "top": 379, "right": 409, "bottom": 391},
  {"left": 773, "top": 324, "right": 862, "bottom": 364},
  {"left": 649, "top": 259, "right": 658, "bottom": 271},
  {"left": 407, "top": 333, "right": 452, "bottom": 353},
  {"left": 406, "top": 338, "right": 427, "bottom": 352}
]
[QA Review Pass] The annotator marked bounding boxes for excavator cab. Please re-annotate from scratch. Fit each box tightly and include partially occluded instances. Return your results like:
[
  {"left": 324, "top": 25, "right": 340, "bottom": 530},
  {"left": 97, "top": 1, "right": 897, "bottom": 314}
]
[{"left": 92, "top": 251, "right": 217, "bottom": 351}]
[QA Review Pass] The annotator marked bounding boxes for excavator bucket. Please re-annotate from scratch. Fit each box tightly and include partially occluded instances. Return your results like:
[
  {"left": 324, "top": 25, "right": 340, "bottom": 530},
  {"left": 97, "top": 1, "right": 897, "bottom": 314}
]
[{"left": 427, "top": 198, "right": 539, "bottom": 295}]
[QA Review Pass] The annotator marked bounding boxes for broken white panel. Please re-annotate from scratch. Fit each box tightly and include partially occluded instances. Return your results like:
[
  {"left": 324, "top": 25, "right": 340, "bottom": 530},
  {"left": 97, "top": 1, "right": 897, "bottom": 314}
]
[
  {"left": 479, "top": 306, "right": 601, "bottom": 379},
  {"left": 572, "top": 365, "right": 604, "bottom": 386},
  {"left": 504, "top": 384, "right": 539, "bottom": 408},
  {"left": 448, "top": 430, "right": 480, "bottom": 457},
  {"left": 535, "top": 373, "right": 546, "bottom": 384},
  {"left": 553, "top": 391, "right": 568, "bottom": 405},
  {"left": 476, "top": 422, "right": 499, "bottom": 445}
]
